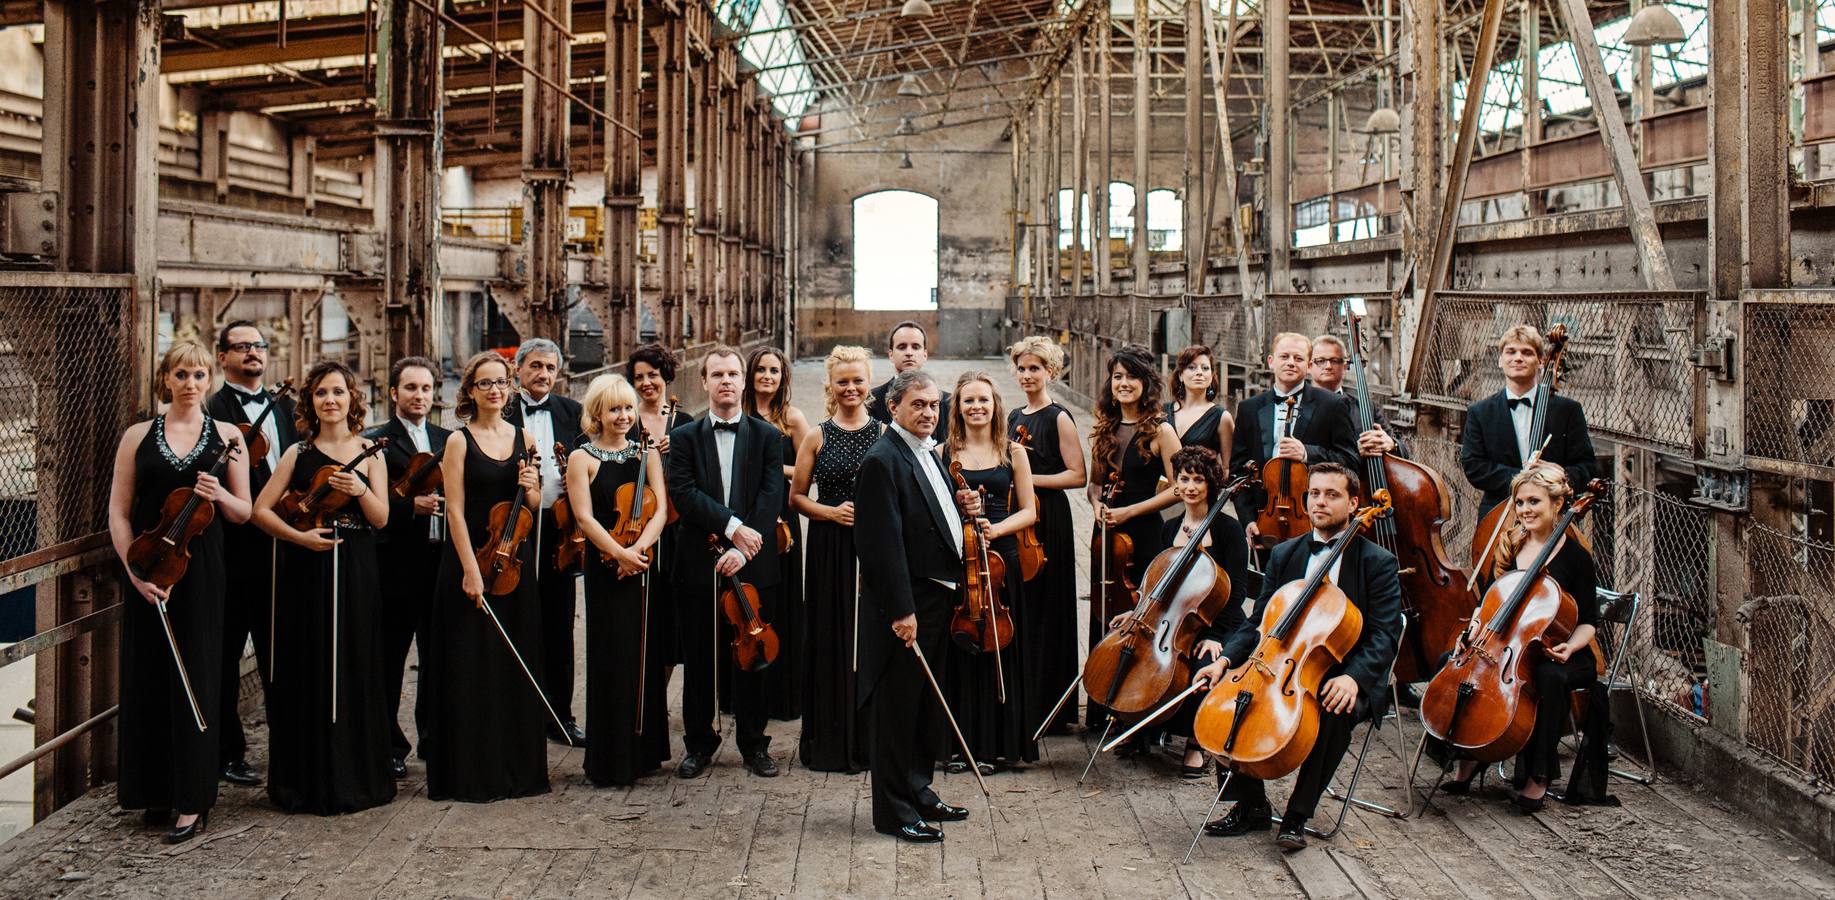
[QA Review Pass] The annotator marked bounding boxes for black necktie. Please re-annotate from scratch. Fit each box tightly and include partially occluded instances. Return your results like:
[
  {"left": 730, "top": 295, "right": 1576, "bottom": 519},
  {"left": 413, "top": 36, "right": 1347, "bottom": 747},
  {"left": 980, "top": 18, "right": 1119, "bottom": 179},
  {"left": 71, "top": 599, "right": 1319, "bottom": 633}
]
[
  {"left": 712, "top": 420, "right": 740, "bottom": 433},
  {"left": 1307, "top": 539, "right": 1330, "bottom": 555},
  {"left": 1508, "top": 397, "right": 1534, "bottom": 411}
]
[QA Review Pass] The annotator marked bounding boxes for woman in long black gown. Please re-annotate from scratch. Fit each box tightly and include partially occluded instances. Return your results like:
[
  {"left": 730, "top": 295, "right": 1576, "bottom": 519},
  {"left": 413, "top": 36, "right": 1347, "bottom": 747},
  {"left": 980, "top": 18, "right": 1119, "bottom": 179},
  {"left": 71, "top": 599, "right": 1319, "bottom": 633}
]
[
  {"left": 1006, "top": 337, "right": 1087, "bottom": 738},
  {"left": 1165, "top": 345, "right": 1235, "bottom": 470},
  {"left": 252, "top": 360, "right": 395, "bottom": 815},
  {"left": 627, "top": 344, "right": 694, "bottom": 681},
  {"left": 942, "top": 371, "right": 1040, "bottom": 768},
  {"left": 790, "top": 346, "right": 879, "bottom": 772},
  {"left": 744, "top": 346, "right": 811, "bottom": 722},
  {"left": 109, "top": 340, "right": 251, "bottom": 843},
  {"left": 422, "top": 352, "right": 550, "bottom": 802},
  {"left": 1086, "top": 345, "right": 1180, "bottom": 732},
  {"left": 570, "top": 373, "right": 670, "bottom": 786}
]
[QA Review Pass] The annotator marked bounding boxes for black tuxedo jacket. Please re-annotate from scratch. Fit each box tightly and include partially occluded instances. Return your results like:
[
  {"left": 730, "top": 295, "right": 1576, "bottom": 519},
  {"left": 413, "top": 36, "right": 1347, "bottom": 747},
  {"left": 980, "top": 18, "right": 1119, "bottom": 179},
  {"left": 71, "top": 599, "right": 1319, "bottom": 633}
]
[
  {"left": 206, "top": 384, "right": 299, "bottom": 497},
  {"left": 362, "top": 417, "right": 452, "bottom": 546},
  {"left": 1327, "top": 386, "right": 1411, "bottom": 460},
  {"left": 853, "top": 426, "right": 965, "bottom": 699},
  {"left": 868, "top": 379, "right": 951, "bottom": 444},
  {"left": 1215, "top": 532, "right": 1402, "bottom": 698},
  {"left": 1459, "top": 389, "right": 1597, "bottom": 511},
  {"left": 666, "top": 413, "right": 786, "bottom": 589},
  {"left": 503, "top": 392, "right": 585, "bottom": 456},
  {"left": 1229, "top": 384, "right": 1359, "bottom": 517}
]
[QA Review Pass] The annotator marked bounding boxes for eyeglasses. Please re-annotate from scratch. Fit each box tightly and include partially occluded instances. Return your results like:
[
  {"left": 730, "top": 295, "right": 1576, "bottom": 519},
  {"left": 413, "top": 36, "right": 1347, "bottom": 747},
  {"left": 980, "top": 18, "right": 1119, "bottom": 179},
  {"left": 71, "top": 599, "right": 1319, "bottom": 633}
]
[
  {"left": 1311, "top": 357, "right": 1346, "bottom": 367},
  {"left": 473, "top": 378, "right": 512, "bottom": 391},
  {"left": 226, "top": 341, "right": 269, "bottom": 353}
]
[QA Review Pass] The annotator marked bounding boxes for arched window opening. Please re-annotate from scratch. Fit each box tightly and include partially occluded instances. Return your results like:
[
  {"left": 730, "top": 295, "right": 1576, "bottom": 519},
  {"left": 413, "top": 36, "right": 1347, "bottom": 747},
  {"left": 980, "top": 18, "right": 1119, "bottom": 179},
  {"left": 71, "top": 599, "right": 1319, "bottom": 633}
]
[
  {"left": 853, "top": 190, "right": 939, "bottom": 311},
  {"left": 1146, "top": 188, "right": 1183, "bottom": 252}
]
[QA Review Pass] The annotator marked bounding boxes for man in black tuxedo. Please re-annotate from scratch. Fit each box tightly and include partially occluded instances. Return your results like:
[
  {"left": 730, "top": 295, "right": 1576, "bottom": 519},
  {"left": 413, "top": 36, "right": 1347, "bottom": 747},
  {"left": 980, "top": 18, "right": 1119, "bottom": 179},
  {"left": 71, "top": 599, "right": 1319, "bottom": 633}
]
[
  {"left": 205, "top": 320, "right": 298, "bottom": 788},
  {"left": 666, "top": 346, "right": 786, "bottom": 779},
  {"left": 854, "top": 368, "right": 980, "bottom": 844},
  {"left": 1458, "top": 324, "right": 1597, "bottom": 511},
  {"left": 501, "top": 337, "right": 587, "bottom": 745},
  {"left": 362, "top": 356, "right": 450, "bottom": 778},
  {"left": 1308, "top": 334, "right": 1410, "bottom": 460},
  {"left": 1192, "top": 463, "right": 1401, "bottom": 851},
  {"left": 1230, "top": 332, "right": 1360, "bottom": 539},
  {"left": 867, "top": 320, "right": 951, "bottom": 443}
]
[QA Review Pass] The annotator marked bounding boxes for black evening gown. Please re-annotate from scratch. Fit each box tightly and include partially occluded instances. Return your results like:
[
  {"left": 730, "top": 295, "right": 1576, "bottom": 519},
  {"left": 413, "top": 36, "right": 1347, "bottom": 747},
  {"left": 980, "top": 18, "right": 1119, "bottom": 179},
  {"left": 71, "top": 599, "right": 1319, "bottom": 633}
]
[
  {"left": 118, "top": 416, "right": 227, "bottom": 816},
  {"left": 1007, "top": 404, "right": 1079, "bottom": 737},
  {"left": 266, "top": 444, "right": 396, "bottom": 815},
  {"left": 582, "top": 444, "right": 670, "bottom": 786},
  {"left": 1504, "top": 539, "right": 1602, "bottom": 785},
  {"left": 942, "top": 458, "right": 1036, "bottom": 764},
  {"left": 764, "top": 428, "right": 803, "bottom": 721},
  {"left": 799, "top": 419, "right": 879, "bottom": 772},
  {"left": 423, "top": 428, "right": 551, "bottom": 802},
  {"left": 1166, "top": 401, "right": 1224, "bottom": 452},
  {"left": 1088, "top": 425, "right": 1166, "bottom": 728}
]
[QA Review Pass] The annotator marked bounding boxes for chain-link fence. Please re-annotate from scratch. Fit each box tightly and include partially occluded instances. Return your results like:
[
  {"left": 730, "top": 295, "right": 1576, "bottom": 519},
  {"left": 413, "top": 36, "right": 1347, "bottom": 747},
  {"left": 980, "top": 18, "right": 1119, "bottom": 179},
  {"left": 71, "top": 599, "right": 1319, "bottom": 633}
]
[
  {"left": 1744, "top": 295, "right": 1835, "bottom": 478},
  {"left": 0, "top": 279, "right": 138, "bottom": 564},
  {"left": 1743, "top": 522, "right": 1835, "bottom": 782}
]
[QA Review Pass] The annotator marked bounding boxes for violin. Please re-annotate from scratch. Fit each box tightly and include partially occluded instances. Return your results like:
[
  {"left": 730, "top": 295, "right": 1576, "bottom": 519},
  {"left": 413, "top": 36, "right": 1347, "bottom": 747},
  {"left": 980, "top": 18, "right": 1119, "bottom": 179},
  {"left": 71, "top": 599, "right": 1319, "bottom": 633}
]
[
  {"left": 1470, "top": 324, "right": 1585, "bottom": 569},
  {"left": 1421, "top": 480, "right": 1604, "bottom": 763},
  {"left": 608, "top": 428, "right": 661, "bottom": 556},
  {"left": 1084, "top": 471, "right": 1254, "bottom": 722},
  {"left": 391, "top": 448, "right": 443, "bottom": 499},
  {"left": 1010, "top": 424, "right": 1048, "bottom": 581},
  {"left": 127, "top": 436, "right": 242, "bottom": 589},
  {"left": 1254, "top": 394, "right": 1309, "bottom": 545},
  {"left": 275, "top": 438, "right": 391, "bottom": 531},
  {"left": 1091, "top": 471, "right": 1138, "bottom": 622},
  {"left": 476, "top": 448, "right": 542, "bottom": 596},
  {"left": 1342, "top": 303, "right": 1477, "bottom": 683},
  {"left": 551, "top": 441, "right": 586, "bottom": 572},
  {"left": 1192, "top": 493, "right": 1391, "bottom": 780},
  {"left": 236, "top": 378, "right": 295, "bottom": 465},
  {"left": 661, "top": 397, "right": 682, "bottom": 525},
  {"left": 710, "top": 536, "right": 779, "bottom": 672},
  {"left": 775, "top": 518, "right": 794, "bottom": 554},
  {"left": 947, "top": 461, "right": 1015, "bottom": 658}
]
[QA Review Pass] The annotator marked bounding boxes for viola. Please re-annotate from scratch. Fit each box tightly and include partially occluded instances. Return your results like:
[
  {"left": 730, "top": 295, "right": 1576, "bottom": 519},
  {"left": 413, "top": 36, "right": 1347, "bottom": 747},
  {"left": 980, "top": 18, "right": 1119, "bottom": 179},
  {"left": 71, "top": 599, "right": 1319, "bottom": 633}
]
[
  {"left": 1342, "top": 304, "right": 1477, "bottom": 683},
  {"left": 275, "top": 438, "right": 391, "bottom": 531},
  {"left": 710, "top": 536, "right": 779, "bottom": 672},
  {"left": 127, "top": 435, "right": 242, "bottom": 589},
  {"left": 1091, "top": 471, "right": 1138, "bottom": 622},
  {"left": 1084, "top": 471, "right": 1254, "bottom": 722},
  {"left": 476, "top": 448, "right": 542, "bottom": 596},
  {"left": 1470, "top": 324, "right": 1583, "bottom": 570},
  {"left": 1192, "top": 493, "right": 1391, "bottom": 780},
  {"left": 1421, "top": 480, "right": 1605, "bottom": 763},
  {"left": 551, "top": 441, "right": 586, "bottom": 572},
  {"left": 236, "top": 378, "right": 295, "bottom": 465},
  {"left": 1010, "top": 424, "right": 1048, "bottom": 581},
  {"left": 947, "top": 461, "right": 1015, "bottom": 659},
  {"left": 1254, "top": 394, "right": 1309, "bottom": 545}
]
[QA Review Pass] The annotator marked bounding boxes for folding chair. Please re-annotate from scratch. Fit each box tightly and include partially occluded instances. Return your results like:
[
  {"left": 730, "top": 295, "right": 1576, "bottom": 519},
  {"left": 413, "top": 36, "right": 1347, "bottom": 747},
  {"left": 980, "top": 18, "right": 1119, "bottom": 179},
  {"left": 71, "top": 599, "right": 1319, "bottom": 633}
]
[
  {"left": 1310, "top": 614, "right": 1410, "bottom": 838},
  {"left": 1564, "top": 587, "right": 1657, "bottom": 784}
]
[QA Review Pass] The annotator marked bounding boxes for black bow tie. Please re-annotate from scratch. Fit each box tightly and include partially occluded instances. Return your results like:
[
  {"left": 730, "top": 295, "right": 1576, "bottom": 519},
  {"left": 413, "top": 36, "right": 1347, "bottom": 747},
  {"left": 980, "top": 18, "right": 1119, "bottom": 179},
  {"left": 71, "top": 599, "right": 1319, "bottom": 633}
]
[
  {"left": 232, "top": 387, "right": 267, "bottom": 405},
  {"left": 1307, "top": 539, "right": 1331, "bottom": 554},
  {"left": 1508, "top": 397, "right": 1534, "bottom": 410},
  {"left": 712, "top": 419, "right": 740, "bottom": 433},
  {"left": 523, "top": 397, "right": 550, "bottom": 412}
]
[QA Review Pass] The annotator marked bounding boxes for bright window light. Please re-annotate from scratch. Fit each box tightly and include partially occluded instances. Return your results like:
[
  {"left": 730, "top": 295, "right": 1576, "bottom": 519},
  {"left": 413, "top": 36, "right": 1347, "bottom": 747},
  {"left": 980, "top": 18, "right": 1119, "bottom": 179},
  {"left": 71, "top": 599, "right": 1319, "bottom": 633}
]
[{"left": 853, "top": 190, "right": 939, "bottom": 311}]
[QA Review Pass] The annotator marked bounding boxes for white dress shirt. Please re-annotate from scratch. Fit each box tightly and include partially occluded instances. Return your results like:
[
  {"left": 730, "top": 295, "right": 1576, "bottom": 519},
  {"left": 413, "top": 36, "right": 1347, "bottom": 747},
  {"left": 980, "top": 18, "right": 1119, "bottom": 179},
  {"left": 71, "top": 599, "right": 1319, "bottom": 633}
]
[
  {"left": 1505, "top": 386, "right": 1536, "bottom": 465},
  {"left": 1272, "top": 384, "right": 1304, "bottom": 444},
  {"left": 892, "top": 421, "right": 963, "bottom": 590},
  {"left": 402, "top": 418, "right": 430, "bottom": 454},
  {"left": 710, "top": 412, "right": 745, "bottom": 540},
  {"left": 519, "top": 392, "right": 563, "bottom": 508},
  {"left": 1304, "top": 529, "right": 1347, "bottom": 584}
]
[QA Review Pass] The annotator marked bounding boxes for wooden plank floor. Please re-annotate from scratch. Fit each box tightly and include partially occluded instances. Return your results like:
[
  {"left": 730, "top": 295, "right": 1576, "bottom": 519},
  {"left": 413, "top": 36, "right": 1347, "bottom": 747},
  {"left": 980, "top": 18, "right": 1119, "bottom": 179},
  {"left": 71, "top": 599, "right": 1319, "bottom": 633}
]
[{"left": 1, "top": 358, "right": 1832, "bottom": 898}]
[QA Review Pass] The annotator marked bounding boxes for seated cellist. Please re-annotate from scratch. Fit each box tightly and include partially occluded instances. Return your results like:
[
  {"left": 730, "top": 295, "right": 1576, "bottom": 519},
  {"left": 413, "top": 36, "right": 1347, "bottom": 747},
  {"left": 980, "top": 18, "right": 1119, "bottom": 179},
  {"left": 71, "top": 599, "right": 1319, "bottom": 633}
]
[{"left": 1191, "top": 463, "right": 1401, "bottom": 850}]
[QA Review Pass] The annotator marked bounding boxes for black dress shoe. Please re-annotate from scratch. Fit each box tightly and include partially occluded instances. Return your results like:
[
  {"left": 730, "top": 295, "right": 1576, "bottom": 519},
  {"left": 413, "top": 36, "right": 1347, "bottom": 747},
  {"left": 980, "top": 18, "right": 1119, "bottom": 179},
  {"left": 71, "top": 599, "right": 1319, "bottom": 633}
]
[
  {"left": 677, "top": 753, "right": 710, "bottom": 779},
  {"left": 164, "top": 811, "right": 208, "bottom": 845},
  {"left": 390, "top": 757, "right": 408, "bottom": 779},
  {"left": 1511, "top": 792, "right": 1546, "bottom": 813},
  {"left": 1204, "top": 802, "right": 1275, "bottom": 836},
  {"left": 886, "top": 822, "right": 944, "bottom": 843},
  {"left": 1396, "top": 683, "right": 1422, "bottom": 709},
  {"left": 919, "top": 801, "right": 970, "bottom": 822},
  {"left": 549, "top": 721, "right": 587, "bottom": 746},
  {"left": 220, "top": 759, "right": 262, "bottom": 787},
  {"left": 744, "top": 750, "right": 779, "bottom": 777},
  {"left": 1275, "top": 823, "right": 1308, "bottom": 851},
  {"left": 140, "top": 808, "right": 173, "bottom": 828}
]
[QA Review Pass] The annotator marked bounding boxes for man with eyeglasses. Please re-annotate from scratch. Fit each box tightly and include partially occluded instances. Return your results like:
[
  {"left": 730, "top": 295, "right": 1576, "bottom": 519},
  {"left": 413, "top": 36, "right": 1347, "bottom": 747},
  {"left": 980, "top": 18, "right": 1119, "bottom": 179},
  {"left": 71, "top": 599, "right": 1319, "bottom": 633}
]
[
  {"left": 1307, "top": 335, "right": 1408, "bottom": 459},
  {"left": 204, "top": 320, "right": 298, "bottom": 789}
]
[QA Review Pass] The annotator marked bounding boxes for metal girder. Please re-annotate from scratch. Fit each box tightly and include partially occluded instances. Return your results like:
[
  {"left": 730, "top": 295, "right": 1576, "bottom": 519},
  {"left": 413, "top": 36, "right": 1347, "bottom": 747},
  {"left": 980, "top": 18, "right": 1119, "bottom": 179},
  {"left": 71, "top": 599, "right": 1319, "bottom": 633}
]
[
  {"left": 366, "top": 0, "right": 443, "bottom": 388},
  {"left": 654, "top": 10, "right": 688, "bottom": 346},
  {"left": 599, "top": 0, "right": 642, "bottom": 364},
  {"left": 513, "top": 0, "right": 572, "bottom": 346},
  {"left": 1265, "top": 0, "right": 1290, "bottom": 298}
]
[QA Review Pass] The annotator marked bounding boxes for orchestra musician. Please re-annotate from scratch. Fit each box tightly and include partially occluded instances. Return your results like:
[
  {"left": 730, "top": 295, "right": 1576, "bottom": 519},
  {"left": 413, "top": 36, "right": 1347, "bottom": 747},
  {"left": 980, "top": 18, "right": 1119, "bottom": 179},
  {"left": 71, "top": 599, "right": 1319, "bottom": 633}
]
[
  {"left": 1229, "top": 332, "right": 1360, "bottom": 537},
  {"left": 110, "top": 340, "right": 252, "bottom": 844},
  {"left": 868, "top": 321, "right": 952, "bottom": 443},
  {"left": 744, "top": 346, "right": 811, "bottom": 722},
  {"left": 363, "top": 356, "right": 450, "bottom": 779},
  {"left": 1308, "top": 334, "right": 1408, "bottom": 459},
  {"left": 1191, "top": 463, "right": 1400, "bottom": 850},
  {"left": 665, "top": 346, "right": 786, "bottom": 779},
  {"left": 854, "top": 368, "right": 979, "bottom": 843},
  {"left": 1459, "top": 325, "right": 1598, "bottom": 512},
  {"left": 627, "top": 342, "right": 694, "bottom": 686},
  {"left": 1165, "top": 344, "right": 1236, "bottom": 469},
  {"left": 206, "top": 320, "right": 297, "bottom": 789}
]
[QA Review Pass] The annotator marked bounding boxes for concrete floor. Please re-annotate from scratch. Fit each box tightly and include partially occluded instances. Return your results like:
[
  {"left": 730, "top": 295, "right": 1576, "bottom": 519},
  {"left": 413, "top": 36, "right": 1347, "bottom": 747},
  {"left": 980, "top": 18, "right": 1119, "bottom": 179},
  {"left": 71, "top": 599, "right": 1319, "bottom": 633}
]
[{"left": 0, "top": 358, "right": 1832, "bottom": 898}]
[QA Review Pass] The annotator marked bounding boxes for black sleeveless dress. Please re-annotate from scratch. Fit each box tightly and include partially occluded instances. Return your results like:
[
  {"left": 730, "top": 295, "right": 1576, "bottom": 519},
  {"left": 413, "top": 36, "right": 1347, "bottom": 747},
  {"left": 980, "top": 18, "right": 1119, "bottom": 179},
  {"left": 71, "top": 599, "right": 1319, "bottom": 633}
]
[
  {"left": 1007, "top": 404, "right": 1078, "bottom": 736},
  {"left": 1089, "top": 424, "right": 1166, "bottom": 728},
  {"left": 629, "top": 409, "right": 692, "bottom": 668},
  {"left": 267, "top": 443, "right": 395, "bottom": 815},
  {"left": 423, "top": 427, "right": 551, "bottom": 802},
  {"left": 942, "top": 457, "right": 1036, "bottom": 765},
  {"left": 1166, "top": 401, "right": 1225, "bottom": 452},
  {"left": 764, "top": 427, "right": 803, "bottom": 721},
  {"left": 582, "top": 443, "right": 670, "bottom": 786},
  {"left": 118, "top": 415, "right": 227, "bottom": 816},
  {"left": 799, "top": 419, "right": 879, "bottom": 772}
]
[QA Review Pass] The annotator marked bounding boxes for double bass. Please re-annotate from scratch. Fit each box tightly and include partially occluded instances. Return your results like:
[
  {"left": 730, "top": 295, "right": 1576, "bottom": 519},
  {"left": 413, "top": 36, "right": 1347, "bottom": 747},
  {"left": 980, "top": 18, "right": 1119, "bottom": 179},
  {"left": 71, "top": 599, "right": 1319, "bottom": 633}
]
[
  {"left": 1009, "top": 425, "right": 1048, "bottom": 581},
  {"left": 710, "top": 537, "right": 780, "bottom": 672},
  {"left": 275, "top": 438, "right": 391, "bottom": 531},
  {"left": 1091, "top": 472, "right": 1138, "bottom": 621},
  {"left": 1341, "top": 301, "right": 1476, "bottom": 683},
  {"left": 1421, "top": 480, "right": 1605, "bottom": 764},
  {"left": 1192, "top": 493, "right": 1392, "bottom": 780},
  {"left": 476, "top": 448, "right": 542, "bottom": 596},
  {"left": 1255, "top": 395, "right": 1309, "bottom": 545}
]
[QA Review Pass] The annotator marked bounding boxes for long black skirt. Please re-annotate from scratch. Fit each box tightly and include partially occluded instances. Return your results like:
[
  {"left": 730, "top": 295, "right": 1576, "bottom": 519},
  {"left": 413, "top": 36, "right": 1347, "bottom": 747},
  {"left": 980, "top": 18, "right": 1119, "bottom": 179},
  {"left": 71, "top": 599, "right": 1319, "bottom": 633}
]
[
  {"left": 583, "top": 558, "right": 670, "bottom": 786},
  {"left": 799, "top": 520, "right": 868, "bottom": 772},
  {"left": 117, "top": 544, "right": 224, "bottom": 816},
  {"left": 763, "top": 515, "right": 803, "bottom": 721},
  {"left": 945, "top": 536, "right": 1037, "bottom": 764},
  {"left": 1020, "top": 487, "right": 1079, "bottom": 737}
]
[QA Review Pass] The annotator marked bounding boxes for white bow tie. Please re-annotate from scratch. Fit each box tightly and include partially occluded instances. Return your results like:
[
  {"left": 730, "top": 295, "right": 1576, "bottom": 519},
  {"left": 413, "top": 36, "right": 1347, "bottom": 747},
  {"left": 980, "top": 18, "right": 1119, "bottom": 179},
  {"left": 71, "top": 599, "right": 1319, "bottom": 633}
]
[{"left": 917, "top": 437, "right": 938, "bottom": 452}]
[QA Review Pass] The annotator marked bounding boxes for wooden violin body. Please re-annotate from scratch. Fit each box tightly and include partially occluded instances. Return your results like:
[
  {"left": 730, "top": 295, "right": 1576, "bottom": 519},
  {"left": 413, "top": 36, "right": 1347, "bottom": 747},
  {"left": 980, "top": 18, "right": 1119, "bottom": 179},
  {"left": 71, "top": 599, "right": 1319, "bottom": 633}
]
[
  {"left": 276, "top": 439, "right": 390, "bottom": 531},
  {"left": 1091, "top": 473, "right": 1139, "bottom": 622},
  {"left": 609, "top": 482, "right": 659, "bottom": 548},
  {"left": 712, "top": 538, "right": 779, "bottom": 672},
  {"left": 235, "top": 378, "right": 294, "bottom": 464},
  {"left": 126, "top": 437, "right": 241, "bottom": 589},
  {"left": 1254, "top": 395, "right": 1308, "bottom": 544},
  {"left": 948, "top": 462, "right": 1015, "bottom": 654},
  {"left": 1010, "top": 425, "right": 1048, "bottom": 581},
  {"left": 775, "top": 518, "right": 795, "bottom": 554},
  {"left": 1419, "top": 570, "right": 1577, "bottom": 763},
  {"left": 1379, "top": 454, "right": 1476, "bottom": 683},
  {"left": 392, "top": 451, "right": 443, "bottom": 499},
  {"left": 477, "top": 450, "right": 540, "bottom": 596},
  {"left": 551, "top": 442, "right": 586, "bottom": 572}
]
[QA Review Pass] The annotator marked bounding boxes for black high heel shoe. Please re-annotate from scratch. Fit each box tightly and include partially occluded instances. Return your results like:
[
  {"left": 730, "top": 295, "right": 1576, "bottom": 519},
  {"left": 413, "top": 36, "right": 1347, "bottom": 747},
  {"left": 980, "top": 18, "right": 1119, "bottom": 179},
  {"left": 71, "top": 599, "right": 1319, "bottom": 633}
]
[
  {"left": 1442, "top": 764, "right": 1480, "bottom": 795},
  {"left": 164, "top": 810, "right": 208, "bottom": 845}
]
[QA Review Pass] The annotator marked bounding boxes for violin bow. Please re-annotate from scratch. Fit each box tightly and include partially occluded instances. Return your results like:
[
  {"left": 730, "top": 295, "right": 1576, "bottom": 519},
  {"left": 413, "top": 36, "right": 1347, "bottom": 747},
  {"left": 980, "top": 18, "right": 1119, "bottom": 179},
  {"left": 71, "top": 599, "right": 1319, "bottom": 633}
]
[
  {"left": 156, "top": 600, "right": 208, "bottom": 733},
  {"left": 331, "top": 523, "right": 340, "bottom": 724},
  {"left": 912, "top": 641, "right": 999, "bottom": 856},
  {"left": 268, "top": 535, "right": 278, "bottom": 685},
  {"left": 480, "top": 595, "right": 575, "bottom": 744},
  {"left": 978, "top": 486, "right": 1009, "bottom": 706},
  {"left": 1466, "top": 434, "right": 1553, "bottom": 591}
]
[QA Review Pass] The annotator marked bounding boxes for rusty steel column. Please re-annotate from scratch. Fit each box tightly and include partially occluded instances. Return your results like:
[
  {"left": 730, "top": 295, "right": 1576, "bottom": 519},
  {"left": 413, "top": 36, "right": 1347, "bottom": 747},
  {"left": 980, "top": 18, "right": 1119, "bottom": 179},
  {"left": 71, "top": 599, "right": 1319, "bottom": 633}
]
[
  {"left": 519, "top": 0, "right": 572, "bottom": 345},
  {"left": 749, "top": 95, "right": 767, "bottom": 337},
  {"left": 693, "top": 45, "right": 718, "bottom": 344},
  {"left": 369, "top": 0, "right": 442, "bottom": 385},
  {"left": 599, "top": 0, "right": 642, "bottom": 362},
  {"left": 654, "top": 10, "right": 690, "bottom": 347},
  {"left": 1130, "top": 0, "right": 1148, "bottom": 290},
  {"left": 1394, "top": 0, "right": 1442, "bottom": 391},
  {"left": 1096, "top": 12, "right": 1112, "bottom": 293},
  {"left": 1183, "top": 0, "right": 1204, "bottom": 287}
]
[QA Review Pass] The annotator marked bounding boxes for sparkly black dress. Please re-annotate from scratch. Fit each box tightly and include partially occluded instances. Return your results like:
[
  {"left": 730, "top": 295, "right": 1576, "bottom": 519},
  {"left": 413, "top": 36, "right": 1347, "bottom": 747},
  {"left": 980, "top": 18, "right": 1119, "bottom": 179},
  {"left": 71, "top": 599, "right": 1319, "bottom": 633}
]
[
  {"left": 118, "top": 416, "right": 227, "bottom": 817},
  {"left": 582, "top": 443, "right": 670, "bottom": 786},
  {"left": 942, "top": 456, "right": 1036, "bottom": 764},
  {"left": 1007, "top": 404, "right": 1078, "bottom": 736},
  {"left": 799, "top": 419, "right": 880, "bottom": 772},
  {"left": 764, "top": 427, "right": 803, "bottom": 721}
]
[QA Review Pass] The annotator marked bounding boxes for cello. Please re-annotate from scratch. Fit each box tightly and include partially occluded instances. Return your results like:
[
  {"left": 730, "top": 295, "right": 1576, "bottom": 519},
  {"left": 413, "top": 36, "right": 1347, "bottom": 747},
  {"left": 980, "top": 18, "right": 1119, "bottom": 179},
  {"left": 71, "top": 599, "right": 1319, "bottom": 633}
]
[
  {"left": 1091, "top": 471, "right": 1138, "bottom": 622},
  {"left": 1191, "top": 493, "right": 1392, "bottom": 780},
  {"left": 1420, "top": 480, "right": 1605, "bottom": 764},
  {"left": 1469, "top": 324, "right": 1583, "bottom": 572},
  {"left": 1342, "top": 300, "right": 1476, "bottom": 683},
  {"left": 1009, "top": 425, "right": 1048, "bottom": 581},
  {"left": 127, "top": 435, "right": 243, "bottom": 589},
  {"left": 476, "top": 448, "right": 542, "bottom": 596},
  {"left": 710, "top": 536, "right": 780, "bottom": 672},
  {"left": 1255, "top": 395, "right": 1309, "bottom": 545},
  {"left": 275, "top": 438, "right": 391, "bottom": 531}
]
